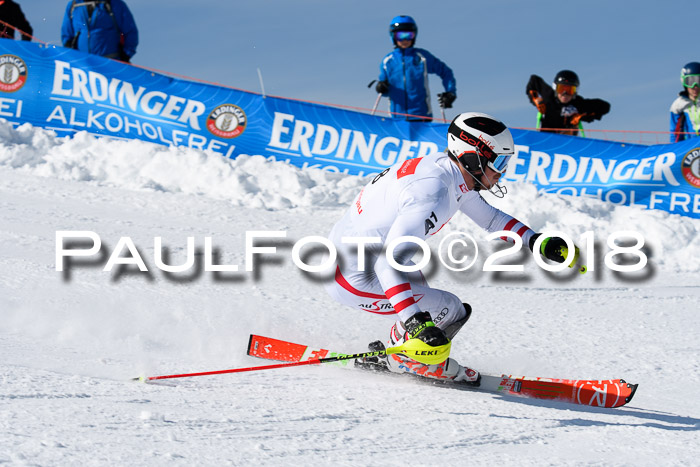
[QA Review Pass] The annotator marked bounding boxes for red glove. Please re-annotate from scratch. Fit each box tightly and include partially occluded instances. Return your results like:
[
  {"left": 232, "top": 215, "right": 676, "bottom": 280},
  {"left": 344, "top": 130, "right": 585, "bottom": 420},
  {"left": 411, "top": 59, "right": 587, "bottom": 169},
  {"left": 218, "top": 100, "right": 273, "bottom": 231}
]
[{"left": 529, "top": 90, "right": 546, "bottom": 114}]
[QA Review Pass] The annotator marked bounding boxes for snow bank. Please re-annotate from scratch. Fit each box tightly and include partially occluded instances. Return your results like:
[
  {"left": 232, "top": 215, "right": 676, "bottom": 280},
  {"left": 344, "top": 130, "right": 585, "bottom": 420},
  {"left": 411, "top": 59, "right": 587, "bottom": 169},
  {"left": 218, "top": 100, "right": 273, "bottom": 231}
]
[
  {"left": 0, "top": 121, "right": 364, "bottom": 211},
  {"left": 1, "top": 119, "right": 698, "bottom": 273}
]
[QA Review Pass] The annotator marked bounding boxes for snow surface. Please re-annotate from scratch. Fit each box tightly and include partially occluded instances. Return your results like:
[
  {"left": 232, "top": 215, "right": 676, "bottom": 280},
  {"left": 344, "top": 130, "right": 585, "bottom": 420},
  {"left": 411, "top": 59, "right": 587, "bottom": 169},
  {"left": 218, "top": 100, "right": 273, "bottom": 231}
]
[{"left": 1, "top": 120, "right": 699, "bottom": 465}]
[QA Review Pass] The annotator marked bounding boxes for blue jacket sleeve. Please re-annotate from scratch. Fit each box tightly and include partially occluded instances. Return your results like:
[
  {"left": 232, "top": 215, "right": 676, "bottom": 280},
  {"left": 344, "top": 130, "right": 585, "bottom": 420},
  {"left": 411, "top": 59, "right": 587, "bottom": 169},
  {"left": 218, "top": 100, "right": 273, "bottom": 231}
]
[
  {"left": 423, "top": 50, "right": 456, "bottom": 94},
  {"left": 114, "top": 0, "right": 138, "bottom": 58},
  {"left": 61, "top": 2, "right": 75, "bottom": 47},
  {"left": 378, "top": 53, "right": 390, "bottom": 83}
]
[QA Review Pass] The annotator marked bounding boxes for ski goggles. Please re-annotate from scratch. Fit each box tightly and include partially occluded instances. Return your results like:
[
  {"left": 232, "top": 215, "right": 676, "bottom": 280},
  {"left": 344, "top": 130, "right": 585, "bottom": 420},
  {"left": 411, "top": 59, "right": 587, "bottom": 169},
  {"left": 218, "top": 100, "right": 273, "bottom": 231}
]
[
  {"left": 468, "top": 148, "right": 512, "bottom": 174},
  {"left": 394, "top": 31, "right": 416, "bottom": 41},
  {"left": 489, "top": 154, "right": 512, "bottom": 173},
  {"left": 682, "top": 74, "right": 700, "bottom": 88},
  {"left": 555, "top": 83, "right": 577, "bottom": 95}
]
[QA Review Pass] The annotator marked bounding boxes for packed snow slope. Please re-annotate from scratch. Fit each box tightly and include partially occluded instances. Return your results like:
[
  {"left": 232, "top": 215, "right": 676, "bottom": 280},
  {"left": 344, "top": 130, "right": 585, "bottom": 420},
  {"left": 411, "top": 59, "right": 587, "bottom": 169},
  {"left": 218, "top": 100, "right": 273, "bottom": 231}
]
[{"left": 1, "top": 120, "right": 699, "bottom": 465}]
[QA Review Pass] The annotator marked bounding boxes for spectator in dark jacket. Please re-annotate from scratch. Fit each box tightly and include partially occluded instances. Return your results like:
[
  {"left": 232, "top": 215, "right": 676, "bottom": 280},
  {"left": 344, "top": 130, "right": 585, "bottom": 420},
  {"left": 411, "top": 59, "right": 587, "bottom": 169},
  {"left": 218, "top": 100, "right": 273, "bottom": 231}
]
[
  {"left": 375, "top": 15, "right": 456, "bottom": 121},
  {"left": 526, "top": 70, "right": 610, "bottom": 137},
  {"left": 61, "top": 0, "right": 138, "bottom": 62},
  {"left": 0, "top": 0, "right": 32, "bottom": 41}
]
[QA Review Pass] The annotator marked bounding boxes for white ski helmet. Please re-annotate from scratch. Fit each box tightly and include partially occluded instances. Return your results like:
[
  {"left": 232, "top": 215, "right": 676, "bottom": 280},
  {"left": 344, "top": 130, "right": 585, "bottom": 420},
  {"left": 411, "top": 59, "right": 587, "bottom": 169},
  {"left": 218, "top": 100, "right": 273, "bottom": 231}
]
[{"left": 447, "top": 112, "right": 514, "bottom": 175}]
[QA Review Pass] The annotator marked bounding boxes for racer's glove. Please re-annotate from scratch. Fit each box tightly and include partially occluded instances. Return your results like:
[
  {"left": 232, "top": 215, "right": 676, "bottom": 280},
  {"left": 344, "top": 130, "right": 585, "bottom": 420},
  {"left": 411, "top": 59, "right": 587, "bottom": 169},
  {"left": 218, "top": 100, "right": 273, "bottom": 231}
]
[
  {"left": 438, "top": 91, "right": 456, "bottom": 109},
  {"left": 529, "top": 233, "right": 579, "bottom": 264}
]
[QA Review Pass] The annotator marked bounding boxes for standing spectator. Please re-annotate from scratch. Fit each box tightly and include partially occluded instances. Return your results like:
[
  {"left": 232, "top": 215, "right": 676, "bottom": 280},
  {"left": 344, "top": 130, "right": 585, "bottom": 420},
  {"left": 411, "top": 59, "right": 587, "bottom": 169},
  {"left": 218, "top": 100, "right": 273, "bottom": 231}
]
[
  {"left": 0, "top": 0, "right": 32, "bottom": 41},
  {"left": 61, "top": 0, "right": 138, "bottom": 62},
  {"left": 526, "top": 70, "right": 610, "bottom": 137},
  {"left": 670, "top": 62, "right": 700, "bottom": 142},
  {"left": 375, "top": 15, "right": 456, "bottom": 121}
]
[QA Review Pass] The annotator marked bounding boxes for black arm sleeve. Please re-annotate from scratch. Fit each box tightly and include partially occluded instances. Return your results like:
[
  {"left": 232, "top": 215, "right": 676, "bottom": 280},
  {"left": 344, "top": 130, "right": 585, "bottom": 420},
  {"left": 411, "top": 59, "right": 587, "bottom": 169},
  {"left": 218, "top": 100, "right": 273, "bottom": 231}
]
[
  {"left": 526, "top": 74, "right": 555, "bottom": 104},
  {"left": 11, "top": 3, "right": 33, "bottom": 39},
  {"left": 577, "top": 98, "right": 611, "bottom": 121}
]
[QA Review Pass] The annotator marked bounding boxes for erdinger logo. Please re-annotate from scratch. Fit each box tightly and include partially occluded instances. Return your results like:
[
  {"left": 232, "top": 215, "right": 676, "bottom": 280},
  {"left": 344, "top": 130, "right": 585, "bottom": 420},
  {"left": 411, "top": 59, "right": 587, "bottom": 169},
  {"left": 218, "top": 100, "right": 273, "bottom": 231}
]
[
  {"left": 206, "top": 104, "right": 246, "bottom": 138},
  {"left": 681, "top": 147, "right": 700, "bottom": 188},
  {"left": 0, "top": 55, "right": 27, "bottom": 93}
]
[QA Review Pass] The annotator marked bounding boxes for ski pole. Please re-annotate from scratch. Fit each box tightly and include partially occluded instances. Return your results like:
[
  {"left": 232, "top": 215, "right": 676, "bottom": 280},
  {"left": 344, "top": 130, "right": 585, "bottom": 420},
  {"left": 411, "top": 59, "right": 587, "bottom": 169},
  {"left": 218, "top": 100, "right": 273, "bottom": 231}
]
[
  {"left": 371, "top": 93, "right": 382, "bottom": 115},
  {"left": 367, "top": 79, "right": 382, "bottom": 116},
  {"left": 133, "top": 338, "right": 451, "bottom": 382}
]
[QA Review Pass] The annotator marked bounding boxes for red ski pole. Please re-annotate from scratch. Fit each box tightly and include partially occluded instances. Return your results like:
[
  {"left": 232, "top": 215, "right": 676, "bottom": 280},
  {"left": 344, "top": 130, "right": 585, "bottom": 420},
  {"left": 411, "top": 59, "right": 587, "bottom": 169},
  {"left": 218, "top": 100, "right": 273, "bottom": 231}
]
[
  {"left": 135, "top": 358, "right": 327, "bottom": 382},
  {"left": 133, "top": 339, "right": 451, "bottom": 382}
]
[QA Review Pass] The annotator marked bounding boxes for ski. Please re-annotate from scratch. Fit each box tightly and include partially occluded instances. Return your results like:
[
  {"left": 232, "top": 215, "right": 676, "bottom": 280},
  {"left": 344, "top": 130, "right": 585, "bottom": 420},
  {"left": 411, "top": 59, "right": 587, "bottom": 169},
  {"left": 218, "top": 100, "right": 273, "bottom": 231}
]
[{"left": 247, "top": 334, "right": 638, "bottom": 409}]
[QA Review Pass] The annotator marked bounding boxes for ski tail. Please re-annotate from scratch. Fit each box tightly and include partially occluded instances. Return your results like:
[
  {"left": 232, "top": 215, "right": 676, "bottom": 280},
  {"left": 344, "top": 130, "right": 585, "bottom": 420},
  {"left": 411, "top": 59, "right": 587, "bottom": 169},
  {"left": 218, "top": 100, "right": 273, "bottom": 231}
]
[
  {"left": 247, "top": 334, "right": 310, "bottom": 362},
  {"left": 247, "top": 334, "right": 350, "bottom": 367}
]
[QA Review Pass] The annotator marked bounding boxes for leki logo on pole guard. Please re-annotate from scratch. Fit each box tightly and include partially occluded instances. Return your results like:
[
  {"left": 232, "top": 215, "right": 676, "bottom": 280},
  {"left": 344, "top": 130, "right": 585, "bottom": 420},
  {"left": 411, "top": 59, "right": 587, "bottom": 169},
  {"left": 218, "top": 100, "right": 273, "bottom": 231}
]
[
  {"left": 206, "top": 104, "right": 247, "bottom": 138},
  {"left": 681, "top": 147, "right": 700, "bottom": 188},
  {"left": 0, "top": 55, "right": 28, "bottom": 93}
]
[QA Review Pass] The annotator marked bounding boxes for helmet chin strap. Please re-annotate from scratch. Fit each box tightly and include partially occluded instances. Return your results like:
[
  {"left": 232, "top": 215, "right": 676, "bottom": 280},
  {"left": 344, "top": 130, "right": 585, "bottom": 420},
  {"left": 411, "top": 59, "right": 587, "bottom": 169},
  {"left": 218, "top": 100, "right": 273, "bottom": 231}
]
[
  {"left": 450, "top": 148, "right": 508, "bottom": 198},
  {"left": 465, "top": 165, "right": 508, "bottom": 198}
]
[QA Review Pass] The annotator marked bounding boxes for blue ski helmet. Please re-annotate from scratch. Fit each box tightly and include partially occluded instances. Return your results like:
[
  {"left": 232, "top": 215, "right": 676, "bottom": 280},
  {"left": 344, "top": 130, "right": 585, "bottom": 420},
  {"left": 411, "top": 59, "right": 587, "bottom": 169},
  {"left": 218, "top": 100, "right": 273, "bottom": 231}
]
[
  {"left": 389, "top": 15, "right": 417, "bottom": 45},
  {"left": 680, "top": 62, "right": 700, "bottom": 88}
]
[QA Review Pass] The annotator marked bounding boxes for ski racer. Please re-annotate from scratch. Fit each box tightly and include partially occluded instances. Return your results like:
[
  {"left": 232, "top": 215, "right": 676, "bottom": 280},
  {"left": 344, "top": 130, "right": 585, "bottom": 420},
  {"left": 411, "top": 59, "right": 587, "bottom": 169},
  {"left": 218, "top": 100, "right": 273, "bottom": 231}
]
[
  {"left": 324, "top": 112, "right": 580, "bottom": 384},
  {"left": 670, "top": 62, "right": 700, "bottom": 142},
  {"left": 526, "top": 70, "right": 610, "bottom": 136},
  {"left": 374, "top": 15, "right": 456, "bottom": 121}
]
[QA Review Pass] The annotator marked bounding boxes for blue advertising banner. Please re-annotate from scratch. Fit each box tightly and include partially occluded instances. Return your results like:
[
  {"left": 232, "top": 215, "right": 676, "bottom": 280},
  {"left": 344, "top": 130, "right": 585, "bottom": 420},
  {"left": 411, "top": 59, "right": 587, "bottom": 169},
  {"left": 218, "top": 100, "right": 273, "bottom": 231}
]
[{"left": 1, "top": 40, "right": 699, "bottom": 218}]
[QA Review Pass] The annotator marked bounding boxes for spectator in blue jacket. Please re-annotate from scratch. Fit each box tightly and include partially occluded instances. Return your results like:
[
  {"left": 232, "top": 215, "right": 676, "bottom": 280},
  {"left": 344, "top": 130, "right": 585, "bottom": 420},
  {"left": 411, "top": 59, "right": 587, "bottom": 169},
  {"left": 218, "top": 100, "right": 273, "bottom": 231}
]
[
  {"left": 61, "top": 0, "right": 138, "bottom": 62},
  {"left": 375, "top": 16, "right": 456, "bottom": 121},
  {"left": 670, "top": 62, "right": 700, "bottom": 142}
]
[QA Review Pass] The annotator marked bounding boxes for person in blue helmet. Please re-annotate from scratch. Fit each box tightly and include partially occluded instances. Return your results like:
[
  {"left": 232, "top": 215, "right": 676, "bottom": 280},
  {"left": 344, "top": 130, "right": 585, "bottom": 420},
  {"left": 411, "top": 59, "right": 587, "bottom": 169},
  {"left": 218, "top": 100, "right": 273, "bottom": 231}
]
[
  {"left": 61, "top": 0, "right": 138, "bottom": 62},
  {"left": 375, "top": 15, "right": 456, "bottom": 121},
  {"left": 670, "top": 62, "right": 700, "bottom": 142}
]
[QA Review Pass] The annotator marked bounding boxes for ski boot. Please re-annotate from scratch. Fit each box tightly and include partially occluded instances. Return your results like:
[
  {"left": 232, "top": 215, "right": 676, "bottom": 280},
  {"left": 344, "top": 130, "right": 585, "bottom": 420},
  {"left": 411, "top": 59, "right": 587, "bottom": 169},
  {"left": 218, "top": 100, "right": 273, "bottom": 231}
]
[
  {"left": 387, "top": 309, "right": 480, "bottom": 385},
  {"left": 386, "top": 352, "right": 481, "bottom": 385},
  {"left": 390, "top": 307, "right": 471, "bottom": 347},
  {"left": 404, "top": 311, "right": 451, "bottom": 348}
]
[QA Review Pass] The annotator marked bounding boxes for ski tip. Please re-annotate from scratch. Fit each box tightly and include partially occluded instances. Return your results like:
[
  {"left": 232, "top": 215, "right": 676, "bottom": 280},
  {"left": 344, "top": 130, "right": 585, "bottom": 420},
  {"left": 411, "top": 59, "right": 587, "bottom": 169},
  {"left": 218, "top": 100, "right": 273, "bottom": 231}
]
[
  {"left": 131, "top": 376, "right": 147, "bottom": 383},
  {"left": 625, "top": 382, "right": 639, "bottom": 404}
]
